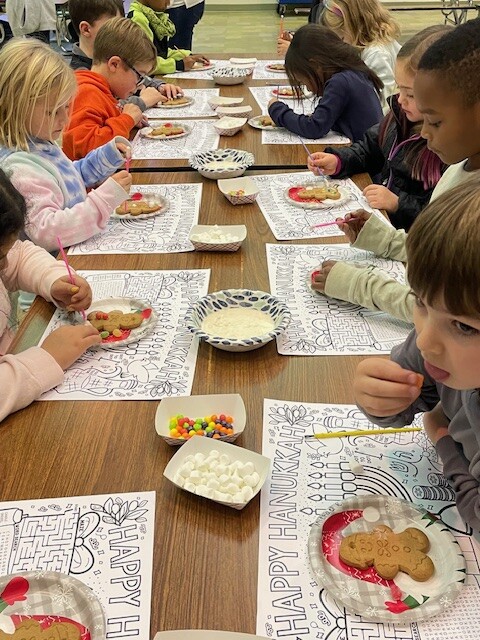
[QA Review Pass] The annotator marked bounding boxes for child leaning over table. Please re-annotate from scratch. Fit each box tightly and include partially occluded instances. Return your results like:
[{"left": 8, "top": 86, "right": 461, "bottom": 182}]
[
  {"left": 0, "top": 169, "right": 101, "bottom": 423},
  {"left": 128, "top": 0, "right": 210, "bottom": 74},
  {"left": 310, "top": 18, "right": 480, "bottom": 324},
  {"left": 63, "top": 16, "right": 158, "bottom": 160},
  {"left": 353, "top": 181, "right": 480, "bottom": 532},
  {"left": 67, "top": 0, "right": 182, "bottom": 111}
]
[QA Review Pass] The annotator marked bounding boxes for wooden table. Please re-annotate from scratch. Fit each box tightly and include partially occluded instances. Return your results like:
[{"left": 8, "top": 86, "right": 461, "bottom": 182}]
[
  {"left": 3, "top": 168, "right": 371, "bottom": 637},
  {"left": 132, "top": 56, "right": 346, "bottom": 171}
]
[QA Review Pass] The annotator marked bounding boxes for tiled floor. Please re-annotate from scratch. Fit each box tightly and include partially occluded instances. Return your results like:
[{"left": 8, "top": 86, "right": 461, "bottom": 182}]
[{"left": 191, "top": 8, "right": 462, "bottom": 53}]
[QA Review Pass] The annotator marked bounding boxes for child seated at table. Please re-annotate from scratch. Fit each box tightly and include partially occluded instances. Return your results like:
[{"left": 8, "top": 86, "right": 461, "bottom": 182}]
[
  {"left": 268, "top": 24, "right": 383, "bottom": 142},
  {"left": 127, "top": 0, "right": 210, "bottom": 75},
  {"left": 353, "top": 180, "right": 480, "bottom": 532},
  {"left": 278, "top": 0, "right": 400, "bottom": 107},
  {"left": 0, "top": 169, "right": 101, "bottom": 423},
  {"left": 67, "top": 0, "right": 182, "bottom": 110},
  {"left": 63, "top": 16, "right": 157, "bottom": 160},
  {"left": 0, "top": 38, "right": 131, "bottom": 253},
  {"left": 307, "top": 25, "right": 450, "bottom": 232},
  {"left": 309, "top": 18, "right": 480, "bottom": 324}
]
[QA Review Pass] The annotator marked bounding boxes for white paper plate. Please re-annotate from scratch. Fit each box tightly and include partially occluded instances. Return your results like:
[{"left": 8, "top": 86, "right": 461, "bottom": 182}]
[
  {"left": 0, "top": 571, "right": 105, "bottom": 638},
  {"left": 141, "top": 123, "right": 191, "bottom": 140},
  {"left": 265, "top": 63, "right": 286, "bottom": 73},
  {"left": 271, "top": 87, "right": 311, "bottom": 100},
  {"left": 158, "top": 96, "right": 194, "bottom": 109},
  {"left": 191, "top": 62, "right": 215, "bottom": 71},
  {"left": 308, "top": 495, "right": 466, "bottom": 623},
  {"left": 86, "top": 297, "right": 157, "bottom": 349},
  {"left": 284, "top": 184, "right": 350, "bottom": 209},
  {"left": 111, "top": 194, "right": 169, "bottom": 220},
  {"left": 155, "top": 632, "right": 268, "bottom": 640},
  {"left": 247, "top": 115, "right": 280, "bottom": 130}
]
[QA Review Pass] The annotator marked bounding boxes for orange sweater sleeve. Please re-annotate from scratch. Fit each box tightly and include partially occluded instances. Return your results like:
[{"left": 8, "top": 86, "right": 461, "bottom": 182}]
[{"left": 63, "top": 83, "right": 135, "bottom": 160}]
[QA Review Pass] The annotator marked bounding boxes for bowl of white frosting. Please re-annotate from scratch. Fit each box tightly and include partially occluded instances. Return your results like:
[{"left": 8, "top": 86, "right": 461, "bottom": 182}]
[
  {"left": 185, "top": 289, "right": 291, "bottom": 352},
  {"left": 189, "top": 148, "right": 255, "bottom": 180}
]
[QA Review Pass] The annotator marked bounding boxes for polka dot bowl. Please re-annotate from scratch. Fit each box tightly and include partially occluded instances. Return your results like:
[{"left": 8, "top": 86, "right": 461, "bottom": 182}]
[
  {"left": 209, "top": 66, "right": 252, "bottom": 85},
  {"left": 189, "top": 148, "right": 255, "bottom": 180},
  {"left": 185, "top": 289, "right": 291, "bottom": 352}
]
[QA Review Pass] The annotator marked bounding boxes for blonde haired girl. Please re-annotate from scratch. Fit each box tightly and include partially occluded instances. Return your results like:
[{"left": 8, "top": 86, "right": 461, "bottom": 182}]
[
  {"left": 0, "top": 38, "right": 131, "bottom": 252},
  {"left": 321, "top": 0, "right": 401, "bottom": 104}
]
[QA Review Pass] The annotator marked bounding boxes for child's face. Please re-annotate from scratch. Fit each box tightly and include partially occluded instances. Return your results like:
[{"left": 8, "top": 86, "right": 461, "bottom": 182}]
[
  {"left": 29, "top": 96, "right": 72, "bottom": 142},
  {"left": 414, "top": 69, "right": 480, "bottom": 166},
  {"left": 0, "top": 234, "right": 17, "bottom": 271},
  {"left": 395, "top": 60, "right": 421, "bottom": 123},
  {"left": 413, "top": 294, "right": 480, "bottom": 390},
  {"left": 108, "top": 57, "right": 152, "bottom": 99}
]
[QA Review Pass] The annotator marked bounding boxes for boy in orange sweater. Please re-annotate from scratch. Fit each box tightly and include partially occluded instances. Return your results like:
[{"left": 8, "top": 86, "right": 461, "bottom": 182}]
[{"left": 63, "top": 17, "right": 157, "bottom": 160}]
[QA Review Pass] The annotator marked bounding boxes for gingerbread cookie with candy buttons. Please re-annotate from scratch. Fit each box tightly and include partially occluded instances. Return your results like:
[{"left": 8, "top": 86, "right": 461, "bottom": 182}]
[
  {"left": 0, "top": 618, "right": 81, "bottom": 639},
  {"left": 339, "top": 524, "right": 435, "bottom": 582}
]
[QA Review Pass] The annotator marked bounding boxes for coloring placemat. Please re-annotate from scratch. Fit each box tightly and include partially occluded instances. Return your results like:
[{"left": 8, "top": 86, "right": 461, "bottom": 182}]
[
  {"left": 253, "top": 173, "right": 383, "bottom": 240},
  {"left": 162, "top": 60, "right": 225, "bottom": 80},
  {"left": 38, "top": 269, "right": 210, "bottom": 400},
  {"left": 267, "top": 243, "right": 410, "bottom": 355},
  {"left": 132, "top": 121, "right": 219, "bottom": 159},
  {"left": 0, "top": 491, "right": 155, "bottom": 639},
  {"left": 249, "top": 86, "right": 318, "bottom": 116},
  {"left": 261, "top": 128, "right": 350, "bottom": 145},
  {"left": 257, "top": 398, "right": 480, "bottom": 640},
  {"left": 252, "top": 60, "right": 288, "bottom": 80},
  {"left": 144, "top": 88, "right": 220, "bottom": 118},
  {"left": 68, "top": 184, "right": 201, "bottom": 255}
]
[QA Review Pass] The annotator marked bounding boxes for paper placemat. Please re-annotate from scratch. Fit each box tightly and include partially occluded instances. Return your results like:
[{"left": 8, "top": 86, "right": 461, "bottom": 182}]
[
  {"left": 132, "top": 120, "right": 219, "bottom": 159},
  {"left": 144, "top": 88, "right": 220, "bottom": 118},
  {"left": 267, "top": 243, "right": 410, "bottom": 355},
  {"left": 68, "top": 184, "right": 201, "bottom": 255},
  {"left": 38, "top": 269, "right": 210, "bottom": 400},
  {"left": 249, "top": 85, "right": 318, "bottom": 116},
  {"left": 253, "top": 173, "right": 383, "bottom": 240},
  {"left": 257, "top": 398, "right": 480, "bottom": 640},
  {"left": 0, "top": 491, "right": 155, "bottom": 639},
  {"left": 261, "top": 128, "right": 350, "bottom": 145}
]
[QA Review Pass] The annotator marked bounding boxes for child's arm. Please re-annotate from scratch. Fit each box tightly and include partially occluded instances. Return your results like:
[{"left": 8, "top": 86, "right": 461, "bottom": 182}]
[
  {"left": 8, "top": 158, "right": 129, "bottom": 251},
  {"left": 0, "top": 325, "right": 101, "bottom": 423},
  {"left": 348, "top": 212, "right": 408, "bottom": 262},
  {"left": 73, "top": 137, "right": 130, "bottom": 188},
  {"left": 323, "top": 125, "right": 386, "bottom": 178}
]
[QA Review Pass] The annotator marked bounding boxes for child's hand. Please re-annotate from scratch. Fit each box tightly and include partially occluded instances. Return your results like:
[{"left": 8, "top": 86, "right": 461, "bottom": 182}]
[
  {"left": 183, "top": 54, "right": 210, "bottom": 70},
  {"left": 311, "top": 260, "right": 337, "bottom": 292},
  {"left": 159, "top": 83, "right": 183, "bottom": 100},
  {"left": 41, "top": 324, "right": 101, "bottom": 370},
  {"left": 354, "top": 358, "right": 423, "bottom": 417},
  {"left": 111, "top": 170, "right": 132, "bottom": 194},
  {"left": 277, "top": 38, "right": 290, "bottom": 56},
  {"left": 50, "top": 275, "right": 92, "bottom": 311},
  {"left": 338, "top": 210, "right": 371, "bottom": 243},
  {"left": 116, "top": 142, "right": 131, "bottom": 162},
  {"left": 423, "top": 402, "right": 450, "bottom": 444},
  {"left": 139, "top": 86, "right": 163, "bottom": 108},
  {"left": 307, "top": 152, "right": 338, "bottom": 176},
  {"left": 122, "top": 103, "right": 143, "bottom": 125},
  {"left": 363, "top": 185, "right": 399, "bottom": 213}
]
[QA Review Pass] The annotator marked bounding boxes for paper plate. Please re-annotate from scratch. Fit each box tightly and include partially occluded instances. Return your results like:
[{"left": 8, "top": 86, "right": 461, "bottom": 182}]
[
  {"left": 271, "top": 87, "right": 311, "bottom": 100},
  {"left": 111, "top": 194, "right": 169, "bottom": 220},
  {"left": 247, "top": 115, "right": 280, "bottom": 130},
  {"left": 190, "top": 62, "right": 215, "bottom": 71},
  {"left": 266, "top": 63, "right": 286, "bottom": 73},
  {"left": 0, "top": 571, "right": 105, "bottom": 639},
  {"left": 284, "top": 184, "right": 350, "bottom": 209},
  {"left": 86, "top": 297, "right": 157, "bottom": 349},
  {"left": 141, "top": 123, "right": 191, "bottom": 140},
  {"left": 154, "top": 632, "right": 269, "bottom": 640},
  {"left": 157, "top": 96, "right": 194, "bottom": 109},
  {"left": 308, "top": 495, "right": 466, "bottom": 623}
]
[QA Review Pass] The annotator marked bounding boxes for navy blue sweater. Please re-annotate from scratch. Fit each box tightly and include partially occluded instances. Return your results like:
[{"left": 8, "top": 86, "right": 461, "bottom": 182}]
[{"left": 268, "top": 70, "right": 383, "bottom": 142}]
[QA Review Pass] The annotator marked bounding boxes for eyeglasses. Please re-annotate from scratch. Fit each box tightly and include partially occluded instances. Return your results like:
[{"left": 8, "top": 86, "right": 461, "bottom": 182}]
[{"left": 122, "top": 59, "right": 146, "bottom": 87}]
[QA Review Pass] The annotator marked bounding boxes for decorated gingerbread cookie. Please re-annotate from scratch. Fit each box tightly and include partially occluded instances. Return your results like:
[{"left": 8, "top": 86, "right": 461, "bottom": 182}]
[
  {"left": 297, "top": 186, "right": 341, "bottom": 201},
  {"left": 162, "top": 96, "right": 191, "bottom": 106},
  {"left": 87, "top": 310, "right": 144, "bottom": 341},
  {"left": 339, "top": 525, "right": 435, "bottom": 582},
  {"left": 150, "top": 124, "right": 186, "bottom": 137},
  {"left": 0, "top": 618, "right": 81, "bottom": 639},
  {"left": 115, "top": 199, "right": 163, "bottom": 216}
]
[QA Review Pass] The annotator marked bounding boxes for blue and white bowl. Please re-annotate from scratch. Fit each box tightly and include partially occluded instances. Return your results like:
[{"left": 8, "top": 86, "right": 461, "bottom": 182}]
[
  {"left": 185, "top": 289, "right": 291, "bottom": 352},
  {"left": 209, "top": 66, "right": 252, "bottom": 85},
  {"left": 189, "top": 148, "right": 255, "bottom": 180}
]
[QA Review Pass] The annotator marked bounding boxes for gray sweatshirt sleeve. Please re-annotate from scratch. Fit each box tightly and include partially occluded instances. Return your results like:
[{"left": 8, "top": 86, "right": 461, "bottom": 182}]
[{"left": 436, "top": 435, "right": 480, "bottom": 532}]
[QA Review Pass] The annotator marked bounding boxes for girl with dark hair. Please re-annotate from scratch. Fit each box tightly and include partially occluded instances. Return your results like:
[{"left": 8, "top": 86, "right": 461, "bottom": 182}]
[
  {"left": 307, "top": 26, "right": 450, "bottom": 231},
  {"left": 268, "top": 24, "right": 383, "bottom": 142},
  {"left": 0, "top": 168, "right": 101, "bottom": 422}
]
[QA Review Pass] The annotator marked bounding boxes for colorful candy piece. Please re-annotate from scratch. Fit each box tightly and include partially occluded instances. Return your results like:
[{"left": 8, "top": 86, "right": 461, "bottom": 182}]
[{"left": 168, "top": 414, "right": 235, "bottom": 439}]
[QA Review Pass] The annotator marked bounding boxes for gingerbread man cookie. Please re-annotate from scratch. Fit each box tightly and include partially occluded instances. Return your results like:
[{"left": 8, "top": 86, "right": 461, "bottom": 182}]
[
  {"left": 297, "top": 186, "right": 341, "bottom": 201},
  {"left": 339, "top": 525, "right": 434, "bottom": 582},
  {"left": 115, "top": 198, "right": 163, "bottom": 216},
  {"left": 87, "top": 310, "right": 144, "bottom": 339},
  {"left": 0, "top": 619, "right": 81, "bottom": 640},
  {"left": 162, "top": 96, "right": 190, "bottom": 106},
  {"left": 150, "top": 124, "right": 185, "bottom": 137}
]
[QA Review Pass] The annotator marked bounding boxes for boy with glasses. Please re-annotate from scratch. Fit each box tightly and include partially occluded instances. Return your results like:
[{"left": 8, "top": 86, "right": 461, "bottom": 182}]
[{"left": 63, "top": 17, "right": 158, "bottom": 160}]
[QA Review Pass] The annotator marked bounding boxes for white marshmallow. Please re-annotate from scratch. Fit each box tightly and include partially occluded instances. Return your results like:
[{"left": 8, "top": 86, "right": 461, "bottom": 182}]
[
  {"left": 241, "top": 485, "right": 254, "bottom": 502},
  {"left": 194, "top": 453, "right": 205, "bottom": 464},
  {"left": 243, "top": 474, "right": 257, "bottom": 488},
  {"left": 184, "top": 482, "right": 197, "bottom": 493},
  {"left": 207, "top": 478, "right": 220, "bottom": 490},
  {"left": 219, "top": 454, "right": 231, "bottom": 465},
  {"left": 189, "top": 470, "right": 202, "bottom": 485},
  {"left": 218, "top": 474, "right": 230, "bottom": 485}
]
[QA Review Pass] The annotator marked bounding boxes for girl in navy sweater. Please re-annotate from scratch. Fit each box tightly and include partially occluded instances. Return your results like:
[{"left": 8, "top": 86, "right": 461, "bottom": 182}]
[{"left": 268, "top": 24, "right": 383, "bottom": 142}]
